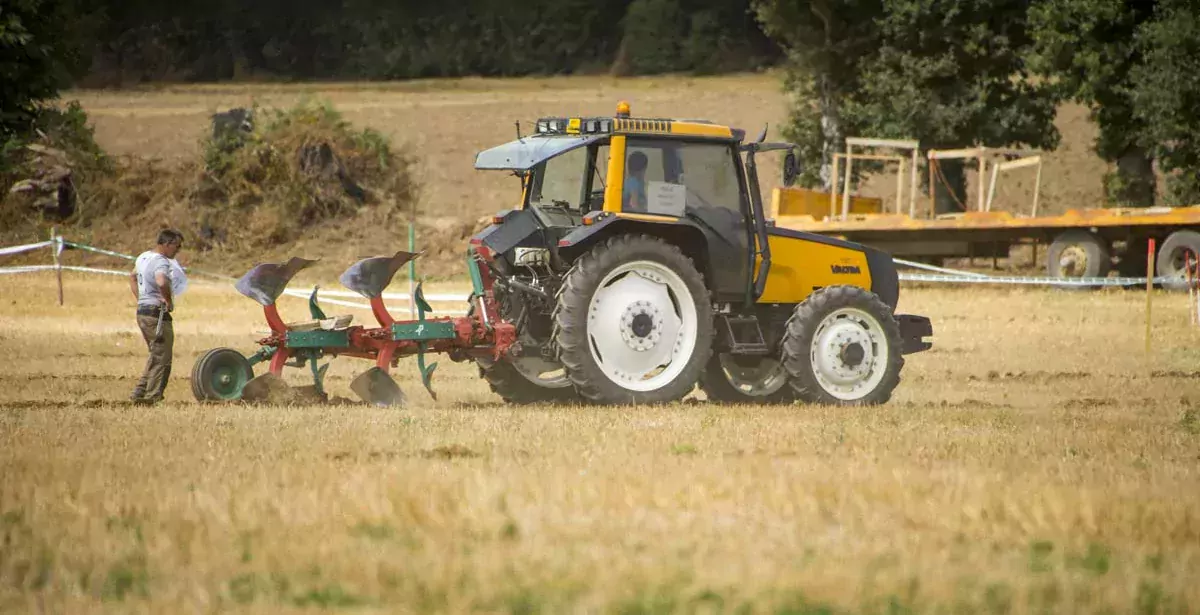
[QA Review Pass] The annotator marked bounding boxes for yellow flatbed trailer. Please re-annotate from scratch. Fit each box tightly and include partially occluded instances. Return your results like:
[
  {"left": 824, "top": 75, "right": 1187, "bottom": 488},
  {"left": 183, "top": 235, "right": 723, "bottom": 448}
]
[{"left": 769, "top": 186, "right": 1200, "bottom": 283}]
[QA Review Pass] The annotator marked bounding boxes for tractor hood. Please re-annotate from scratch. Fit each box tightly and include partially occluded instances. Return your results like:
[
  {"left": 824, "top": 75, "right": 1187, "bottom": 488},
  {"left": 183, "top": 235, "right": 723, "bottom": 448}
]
[{"left": 474, "top": 135, "right": 603, "bottom": 171}]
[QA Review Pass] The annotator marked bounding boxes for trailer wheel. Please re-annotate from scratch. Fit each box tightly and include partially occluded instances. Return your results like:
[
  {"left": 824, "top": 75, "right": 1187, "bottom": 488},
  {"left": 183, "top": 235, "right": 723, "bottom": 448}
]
[
  {"left": 1156, "top": 230, "right": 1200, "bottom": 291},
  {"left": 1047, "top": 230, "right": 1110, "bottom": 279}
]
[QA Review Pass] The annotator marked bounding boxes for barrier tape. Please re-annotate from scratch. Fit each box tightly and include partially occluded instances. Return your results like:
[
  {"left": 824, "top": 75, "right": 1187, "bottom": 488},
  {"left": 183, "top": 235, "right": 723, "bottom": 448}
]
[
  {"left": 281, "top": 288, "right": 468, "bottom": 315},
  {"left": 893, "top": 257, "right": 989, "bottom": 278},
  {"left": 0, "top": 241, "right": 53, "bottom": 257},
  {"left": 0, "top": 265, "right": 128, "bottom": 277},
  {"left": 60, "top": 240, "right": 236, "bottom": 281},
  {"left": 898, "top": 272, "right": 1179, "bottom": 287},
  {"left": 2, "top": 237, "right": 1188, "bottom": 292}
]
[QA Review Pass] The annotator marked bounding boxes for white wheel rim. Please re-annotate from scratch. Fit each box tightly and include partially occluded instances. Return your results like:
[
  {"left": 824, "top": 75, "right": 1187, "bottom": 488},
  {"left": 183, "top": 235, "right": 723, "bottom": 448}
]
[
  {"left": 809, "top": 307, "right": 889, "bottom": 401},
  {"left": 717, "top": 354, "right": 789, "bottom": 397},
  {"left": 511, "top": 356, "right": 572, "bottom": 389},
  {"left": 586, "top": 260, "right": 698, "bottom": 392}
]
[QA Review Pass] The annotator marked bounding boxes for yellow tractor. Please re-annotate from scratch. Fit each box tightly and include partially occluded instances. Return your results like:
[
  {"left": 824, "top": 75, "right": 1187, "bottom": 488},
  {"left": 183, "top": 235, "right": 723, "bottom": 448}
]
[{"left": 469, "top": 101, "right": 933, "bottom": 405}]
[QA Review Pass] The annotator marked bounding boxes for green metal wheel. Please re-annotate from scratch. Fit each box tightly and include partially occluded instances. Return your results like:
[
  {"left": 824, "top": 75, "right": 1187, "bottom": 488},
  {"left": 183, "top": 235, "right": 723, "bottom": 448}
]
[{"left": 191, "top": 348, "right": 254, "bottom": 401}]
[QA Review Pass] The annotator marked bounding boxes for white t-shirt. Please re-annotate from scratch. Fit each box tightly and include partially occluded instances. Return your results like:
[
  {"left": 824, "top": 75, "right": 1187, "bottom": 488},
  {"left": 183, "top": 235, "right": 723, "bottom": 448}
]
[{"left": 134, "top": 251, "right": 188, "bottom": 307}]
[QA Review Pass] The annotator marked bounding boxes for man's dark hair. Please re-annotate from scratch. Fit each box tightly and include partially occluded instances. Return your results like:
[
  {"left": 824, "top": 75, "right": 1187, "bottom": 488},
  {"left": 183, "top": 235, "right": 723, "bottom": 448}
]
[
  {"left": 628, "top": 151, "right": 648, "bottom": 173},
  {"left": 156, "top": 229, "right": 184, "bottom": 246}
]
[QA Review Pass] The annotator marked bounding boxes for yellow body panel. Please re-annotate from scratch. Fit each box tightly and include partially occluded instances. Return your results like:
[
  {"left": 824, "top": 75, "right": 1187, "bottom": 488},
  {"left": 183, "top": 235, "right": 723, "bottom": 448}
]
[
  {"left": 771, "top": 187, "right": 882, "bottom": 219},
  {"left": 755, "top": 234, "right": 872, "bottom": 304},
  {"left": 603, "top": 135, "right": 627, "bottom": 213},
  {"left": 669, "top": 121, "right": 733, "bottom": 138},
  {"left": 611, "top": 119, "right": 733, "bottom": 139}
]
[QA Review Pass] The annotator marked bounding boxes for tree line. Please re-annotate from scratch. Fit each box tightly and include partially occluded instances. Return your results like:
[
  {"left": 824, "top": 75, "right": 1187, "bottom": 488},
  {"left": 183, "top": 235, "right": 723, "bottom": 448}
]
[
  {"left": 42, "top": 0, "right": 779, "bottom": 84},
  {"left": 3, "top": 0, "right": 1199, "bottom": 207}
]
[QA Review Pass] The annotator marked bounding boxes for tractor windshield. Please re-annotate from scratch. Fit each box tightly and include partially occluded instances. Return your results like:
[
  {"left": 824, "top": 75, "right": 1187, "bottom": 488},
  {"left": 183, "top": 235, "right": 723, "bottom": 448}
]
[{"left": 527, "top": 143, "right": 609, "bottom": 213}]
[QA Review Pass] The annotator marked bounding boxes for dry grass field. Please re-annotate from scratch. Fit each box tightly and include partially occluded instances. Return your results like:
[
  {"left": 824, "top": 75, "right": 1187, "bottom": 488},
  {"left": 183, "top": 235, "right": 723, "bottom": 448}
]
[{"left": 2, "top": 272, "right": 1200, "bottom": 613}]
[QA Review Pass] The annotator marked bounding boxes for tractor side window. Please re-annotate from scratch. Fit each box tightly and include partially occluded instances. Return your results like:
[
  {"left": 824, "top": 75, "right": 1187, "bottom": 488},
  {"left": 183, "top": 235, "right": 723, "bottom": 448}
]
[
  {"left": 622, "top": 141, "right": 669, "bottom": 214},
  {"left": 530, "top": 146, "right": 587, "bottom": 209},
  {"left": 676, "top": 143, "right": 743, "bottom": 216}
]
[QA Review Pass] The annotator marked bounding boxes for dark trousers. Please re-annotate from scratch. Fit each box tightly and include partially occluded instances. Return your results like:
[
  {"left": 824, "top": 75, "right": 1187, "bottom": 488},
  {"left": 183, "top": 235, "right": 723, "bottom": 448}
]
[{"left": 132, "top": 313, "right": 173, "bottom": 401}]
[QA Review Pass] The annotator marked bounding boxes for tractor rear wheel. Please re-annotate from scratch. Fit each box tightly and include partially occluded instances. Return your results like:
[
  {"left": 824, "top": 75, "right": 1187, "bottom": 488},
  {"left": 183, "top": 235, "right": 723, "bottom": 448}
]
[
  {"left": 780, "top": 286, "right": 903, "bottom": 406},
  {"left": 553, "top": 234, "right": 713, "bottom": 405},
  {"left": 699, "top": 353, "right": 795, "bottom": 403},
  {"left": 191, "top": 347, "right": 254, "bottom": 402},
  {"left": 477, "top": 356, "right": 579, "bottom": 404}
]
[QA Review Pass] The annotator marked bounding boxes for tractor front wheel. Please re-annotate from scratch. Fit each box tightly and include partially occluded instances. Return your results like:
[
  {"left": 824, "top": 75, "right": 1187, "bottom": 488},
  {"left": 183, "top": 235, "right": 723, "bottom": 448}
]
[
  {"left": 780, "top": 286, "right": 903, "bottom": 406},
  {"left": 191, "top": 347, "right": 254, "bottom": 402},
  {"left": 553, "top": 235, "right": 713, "bottom": 405}
]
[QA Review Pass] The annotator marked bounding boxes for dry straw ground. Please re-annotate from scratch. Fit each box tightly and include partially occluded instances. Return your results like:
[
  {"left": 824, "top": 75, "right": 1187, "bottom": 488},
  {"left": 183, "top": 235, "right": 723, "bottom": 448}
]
[{"left": 2, "top": 273, "right": 1199, "bottom": 613}]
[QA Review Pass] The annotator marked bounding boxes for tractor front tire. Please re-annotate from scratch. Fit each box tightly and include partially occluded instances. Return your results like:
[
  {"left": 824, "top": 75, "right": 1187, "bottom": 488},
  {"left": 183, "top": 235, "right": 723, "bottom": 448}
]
[
  {"left": 699, "top": 353, "right": 796, "bottom": 404},
  {"left": 780, "top": 286, "right": 903, "bottom": 406},
  {"left": 477, "top": 357, "right": 580, "bottom": 405},
  {"left": 553, "top": 234, "right": 713, "bottom": 405}
]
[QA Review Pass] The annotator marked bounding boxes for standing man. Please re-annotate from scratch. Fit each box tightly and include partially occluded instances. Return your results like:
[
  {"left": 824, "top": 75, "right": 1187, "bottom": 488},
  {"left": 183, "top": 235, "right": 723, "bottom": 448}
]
[{"left": 128, "top": 229, "right": 184, "bottom": 405}]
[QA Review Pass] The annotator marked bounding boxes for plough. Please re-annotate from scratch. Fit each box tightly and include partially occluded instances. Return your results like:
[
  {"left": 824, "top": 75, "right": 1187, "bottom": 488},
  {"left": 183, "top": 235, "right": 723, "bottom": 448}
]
[{"left": 191, "top": 249, "right": 515, "bottom": 406}]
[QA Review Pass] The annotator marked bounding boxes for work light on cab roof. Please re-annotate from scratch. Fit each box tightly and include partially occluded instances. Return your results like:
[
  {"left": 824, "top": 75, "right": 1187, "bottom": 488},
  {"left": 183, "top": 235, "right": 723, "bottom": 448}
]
[{"left": 191, "top": 99, "right": 933, "bottom": 408}]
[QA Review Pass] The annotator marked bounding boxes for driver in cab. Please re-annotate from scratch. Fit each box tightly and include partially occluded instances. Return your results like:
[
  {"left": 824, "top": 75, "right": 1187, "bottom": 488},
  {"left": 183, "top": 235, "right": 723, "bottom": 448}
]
[{"left": 622, "top": 151, "right": 648, "bottom": 212}]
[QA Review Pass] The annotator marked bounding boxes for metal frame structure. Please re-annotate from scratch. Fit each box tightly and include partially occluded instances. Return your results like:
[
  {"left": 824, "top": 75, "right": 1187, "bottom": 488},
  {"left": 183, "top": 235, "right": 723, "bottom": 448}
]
[{"left": 832, "top": 137, "right": 920, "bottom": 221}]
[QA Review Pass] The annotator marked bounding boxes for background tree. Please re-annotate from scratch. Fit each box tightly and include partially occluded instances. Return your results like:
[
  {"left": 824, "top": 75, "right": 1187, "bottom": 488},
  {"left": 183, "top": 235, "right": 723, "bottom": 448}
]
[
  {"left": 0, "top": 0, "right": 89, "bottom": 143},
  {"left": 1027, "top": 0, "right": 1158, "bottom": 206},
  {"left": 752, "top": 0, "right": 884, "bottom": 190},
  {"left": 755, "top": 0, "right": 1059, "bottom": 213},
  {"left": 1129, "top": 0, "right": 1200, "bottom": 205}
]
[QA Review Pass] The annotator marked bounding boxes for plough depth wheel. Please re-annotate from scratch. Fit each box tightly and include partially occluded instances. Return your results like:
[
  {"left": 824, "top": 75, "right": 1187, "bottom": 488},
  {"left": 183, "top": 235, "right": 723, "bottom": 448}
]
[{"left": 191, "top": 348, "right": 254, "bottom": 401}]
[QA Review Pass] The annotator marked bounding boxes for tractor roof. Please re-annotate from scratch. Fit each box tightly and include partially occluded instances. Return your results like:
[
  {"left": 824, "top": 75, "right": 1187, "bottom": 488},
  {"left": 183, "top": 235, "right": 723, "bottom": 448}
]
[{"left": 474, "top": 101, "right": 743, "bottom": 171}]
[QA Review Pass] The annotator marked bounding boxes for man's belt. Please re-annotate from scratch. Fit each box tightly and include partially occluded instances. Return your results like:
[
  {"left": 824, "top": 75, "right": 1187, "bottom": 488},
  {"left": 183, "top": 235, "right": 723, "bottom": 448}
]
[{"left": 136, "top": 305, "right": 172, "bottom": 320}]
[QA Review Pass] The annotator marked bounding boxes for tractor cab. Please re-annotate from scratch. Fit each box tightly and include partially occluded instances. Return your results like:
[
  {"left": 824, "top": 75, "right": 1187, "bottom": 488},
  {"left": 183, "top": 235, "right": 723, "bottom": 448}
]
[
  {"left": 474, "top": 101, "right": 760, "bottom": 223},
  {"left": 474, "top": 101, "right": 773, "bottom": 304}
]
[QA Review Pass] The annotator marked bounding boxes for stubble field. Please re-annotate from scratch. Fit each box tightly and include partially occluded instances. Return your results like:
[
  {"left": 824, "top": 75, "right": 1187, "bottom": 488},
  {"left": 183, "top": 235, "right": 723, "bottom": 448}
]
[
  {"left": 1, "top": 75, "right": 1198, "bottom": 613},
  {"left": 2, "top": 272, "right": 1199, "bottom": 613}
]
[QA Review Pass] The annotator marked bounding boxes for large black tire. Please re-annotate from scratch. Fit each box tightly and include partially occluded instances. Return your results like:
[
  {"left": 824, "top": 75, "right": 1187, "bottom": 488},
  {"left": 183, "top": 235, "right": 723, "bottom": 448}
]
[
  {"left": 1047, "top": 230, "right": 1111, "bottom": 279},
  {"left": 780, "top": 286, "right": 903, "bottom": 406},
  {"left": 699, "top": 353, "right": 796, "bottom": 404},
  {"left": 552, "top": 234, "right": 714, "bottom": 405},
  {"left": 1156, "top": 230, "right": 1200, "bottom": 291},
  {"left": 191, "top": 347, "right": 254, "bottom": 402},
  {"left": 477, "top": 357, "right": 580, "bottom": 405}
]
